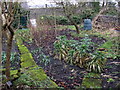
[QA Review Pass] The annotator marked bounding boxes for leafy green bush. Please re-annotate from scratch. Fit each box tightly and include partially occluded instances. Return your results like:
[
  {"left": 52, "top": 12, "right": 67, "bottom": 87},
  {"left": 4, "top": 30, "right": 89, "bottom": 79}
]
[
  {"left": 56, "top": 16, "right": 70, "bottom": 25},
  {"left": 54, "top": 35, "right": 107, "bottom": 73},
  {"left": 54, "top": 35, "right": 94, "bottom": 67},
  {"left": 40, "top": 15, "right": 82, "bottom": 25},
  {"left": 86, "top": 51, "right": 106, "bottom": 73}
]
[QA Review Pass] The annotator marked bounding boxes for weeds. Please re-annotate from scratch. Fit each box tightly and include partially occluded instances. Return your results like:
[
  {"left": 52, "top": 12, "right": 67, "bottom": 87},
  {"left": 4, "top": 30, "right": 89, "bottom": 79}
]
[
  {"left": 2, "top": 52, "right": 20, "bottom": 69},
  {"left": 31, "top": 48, "right": 50, "bottom": 66}
]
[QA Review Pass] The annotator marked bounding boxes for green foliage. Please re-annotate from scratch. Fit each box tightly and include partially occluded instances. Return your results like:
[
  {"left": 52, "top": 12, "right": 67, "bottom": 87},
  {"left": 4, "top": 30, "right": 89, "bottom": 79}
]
[
  {"left": 57, "top": 25, "right": 77, "bottom": 30},
  {"left": 100, "top": 41, "right": 113, "bottom": 49},
  {"left": 91, "top": 2, "right": 100, "bottom": 13},
  {"left": 100, "top": 38, "right": 120, "bottom": 59},
  {"left": 86, "top": 51, "right": 106, "bottom": 73},
  {"left": 56, "top": 16, "right": 70, "bottom": 25},
  {"left": 103, "top": 7, "right": 118, "bottom": 16},
  {"left": 54, "top": 35, "right": 94, "bottom": 67},
  {"left": 14, "top": 73, "right": 33, "bottom": 86},
  {"left": 31, "top": 48, "right": 50, "bottom": 66},
  {"left": 84, "top": 73, "right": 100, "bottom": 78},
  {"left": 40, "top": 15, "right": 82, "bottom": 25},
  {"left": 107, "top": 78, "right": 115, "bottom": 83},
  {"left": 15, "top": 29, "right": 32, "bottom": 43},
  {"left": 71, "top": 15, "right": 82, "bottom": 24},
  {"left": 81, "top": 73, "right": 102, "bottom": 88},
  {"left": 14, "top": 73, "right": 58, "bottom": 87},
  {"left": 80, "top": 9, "right": 96, "bottom": 20},
  {"left": 2, "top": 51, "right": 20, "bottom": 69},
  {"left": 15, "top": 38, "right": 58, "bottom": 88},
  {"left": 54, "top": 34, "right": 108, "bottom": 73},
  {"left": 12, "top": 4, "right": 30, "bottom": 29},
  {"left": 2, "top": 51, "right": 6, "bottom": 64}
]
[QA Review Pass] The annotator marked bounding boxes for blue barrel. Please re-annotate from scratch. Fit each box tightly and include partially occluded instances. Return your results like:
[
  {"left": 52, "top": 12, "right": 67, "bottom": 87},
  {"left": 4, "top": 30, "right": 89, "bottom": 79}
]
[{"left": 84, "top": 19, "right": 92, "bottom": 30}]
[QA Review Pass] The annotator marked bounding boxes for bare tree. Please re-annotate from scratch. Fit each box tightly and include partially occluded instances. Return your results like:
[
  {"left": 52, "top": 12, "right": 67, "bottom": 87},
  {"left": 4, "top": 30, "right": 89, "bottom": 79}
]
[
  {"left": 1, "top": 1, "right": 19, "bottom": 81},
  {"left": 55, "top": 1, "right": 80, "bottom": 34}
]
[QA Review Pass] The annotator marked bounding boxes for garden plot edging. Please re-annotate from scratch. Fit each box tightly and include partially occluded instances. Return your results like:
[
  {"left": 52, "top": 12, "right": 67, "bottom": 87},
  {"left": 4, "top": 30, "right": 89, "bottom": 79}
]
[{"left": 15, "top": 38, "right": 58, "bottom": 88}]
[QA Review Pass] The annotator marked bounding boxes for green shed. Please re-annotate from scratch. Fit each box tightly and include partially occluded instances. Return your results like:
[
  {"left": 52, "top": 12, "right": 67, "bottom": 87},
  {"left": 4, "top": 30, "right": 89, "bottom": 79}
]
[{"left": 20, "top": 16, "right": 27, "bottom": 28}]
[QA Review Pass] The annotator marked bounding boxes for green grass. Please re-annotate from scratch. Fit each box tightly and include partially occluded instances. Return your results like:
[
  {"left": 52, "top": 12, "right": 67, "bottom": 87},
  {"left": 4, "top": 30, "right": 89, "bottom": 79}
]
[
  {"left": 57, "top": 25, "right": 76, "bottom": 30},
  {"left": 99, "top": 41, "right": 113, "bottom": 49},
  {"left": 81, "top": 73, "right": 102, "bottom": 88},
  {"left": 15, "top": 37, "right": 58, "bottom": 88},
  {"left": 15, "top": 29, "right": 33, "bottom": 43}
]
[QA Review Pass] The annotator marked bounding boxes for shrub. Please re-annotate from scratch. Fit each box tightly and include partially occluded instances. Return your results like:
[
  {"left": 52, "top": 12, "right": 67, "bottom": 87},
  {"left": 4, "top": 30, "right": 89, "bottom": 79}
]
[
  {"left": 40, "top": 15, "right": 82, "bottom": 25},
  {"left": 56, "top": 16, "right": 70, "bottom": 25},
  {"left": 54, "top": 35, "right": 107, "bottom": 73},
  {"left": 86, "top": 51, "right": 106, "bottom": 73},
  {"left": 54, "top": 35, "right": 94, "bottom": 67}
]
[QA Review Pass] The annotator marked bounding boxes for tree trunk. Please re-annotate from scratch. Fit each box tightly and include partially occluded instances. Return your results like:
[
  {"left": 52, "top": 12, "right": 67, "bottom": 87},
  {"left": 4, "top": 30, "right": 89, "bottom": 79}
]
[
  {"left": 2, "top": 1, "right": 17, "bottom": 82},
  {"left": 102, "top": 2, "right": 105, "bottom": 7},
  {"left": 67, "top": 15, "right": 79, "bottom": 34},
  {"left": 6, "top": 26, "right": 14, "bottom": 81}
]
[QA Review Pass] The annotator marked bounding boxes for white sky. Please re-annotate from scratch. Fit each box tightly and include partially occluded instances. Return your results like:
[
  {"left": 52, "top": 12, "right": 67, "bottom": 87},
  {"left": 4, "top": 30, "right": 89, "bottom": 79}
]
[
  {"left": 26, "top": 0, "right": 118, "bottom": 8},
  {"left": 27, "top": 0, "right": 54, "bottom": 8},
  {"left": 27, "top": 0, "right": 81, "bottom": 8}
]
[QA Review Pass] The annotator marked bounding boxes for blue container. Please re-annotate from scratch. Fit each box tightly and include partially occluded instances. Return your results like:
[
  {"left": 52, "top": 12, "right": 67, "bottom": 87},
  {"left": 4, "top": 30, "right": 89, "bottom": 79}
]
[{"left": 84, "top": 19, "right": 92, "bottom": 30}]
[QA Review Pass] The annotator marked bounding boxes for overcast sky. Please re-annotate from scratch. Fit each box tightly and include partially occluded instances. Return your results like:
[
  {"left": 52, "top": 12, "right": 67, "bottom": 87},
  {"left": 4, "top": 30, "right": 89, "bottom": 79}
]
[
  {"left": 27, "top": 0, "right": 56, "bottom": 8},
  {"left": 26, "top": 0, "right": 87, "bottom": 8},
  {"left": 26, "top": 0, "right": 118, "bottom": 8}
]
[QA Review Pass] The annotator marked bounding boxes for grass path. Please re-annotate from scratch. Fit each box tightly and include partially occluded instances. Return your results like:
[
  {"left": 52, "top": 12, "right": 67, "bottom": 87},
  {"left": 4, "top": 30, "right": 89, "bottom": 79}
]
[{"left": 14, "top": 33, "right": 58, "bottom": 88}]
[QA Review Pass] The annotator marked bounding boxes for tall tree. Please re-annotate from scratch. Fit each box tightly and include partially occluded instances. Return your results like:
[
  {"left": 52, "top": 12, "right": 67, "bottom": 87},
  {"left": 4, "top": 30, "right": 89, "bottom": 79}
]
[
  {"left": 55, "top": 1, "right": 80, "bottom": 34},
  {"left": 1, "top": 1, "right": 19, "bottom": 81}
]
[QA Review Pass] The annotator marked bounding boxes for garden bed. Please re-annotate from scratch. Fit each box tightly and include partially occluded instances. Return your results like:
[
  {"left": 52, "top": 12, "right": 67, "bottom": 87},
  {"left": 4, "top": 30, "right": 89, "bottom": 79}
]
[
  {"left": 2, "top": 29, "right": 119, "bottom": 89},
  {"left": 23, "top": 29, "right": 120, "bottom": 89},
  {"left": 2, "top": 36, "right": 21, "bottom": 70}
]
